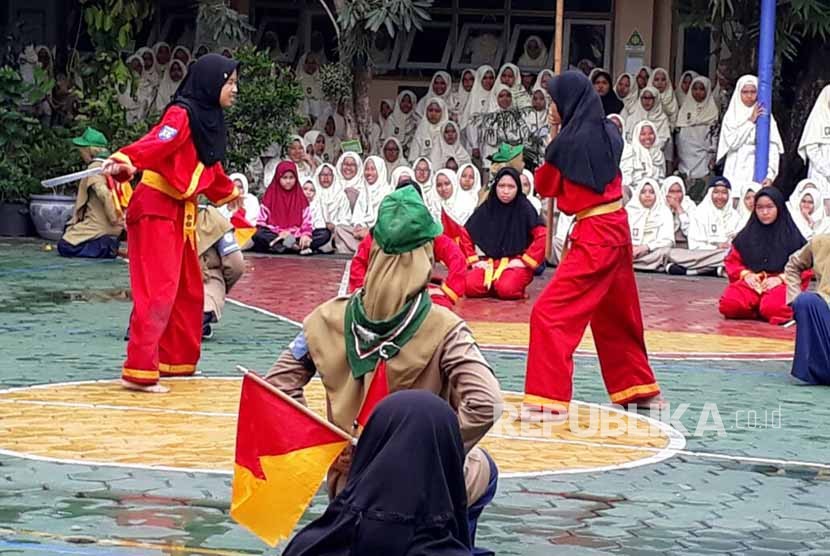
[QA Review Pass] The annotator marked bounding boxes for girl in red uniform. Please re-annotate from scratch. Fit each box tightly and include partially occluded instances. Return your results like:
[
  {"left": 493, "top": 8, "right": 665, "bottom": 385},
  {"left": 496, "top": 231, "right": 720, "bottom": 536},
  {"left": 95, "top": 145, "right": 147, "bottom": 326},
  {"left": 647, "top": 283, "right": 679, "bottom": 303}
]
[
  {"left": 524, "top": 71, "right": 663, "bottom": 420},
  {"left": 349, "top": 181, "right": 467, "bottom": 309},
  {"left": 103, "top": 54, "right": 243, "bottom": 393},
  {"left": 459, "top": 168, "right": 546, "bottom": 300}
]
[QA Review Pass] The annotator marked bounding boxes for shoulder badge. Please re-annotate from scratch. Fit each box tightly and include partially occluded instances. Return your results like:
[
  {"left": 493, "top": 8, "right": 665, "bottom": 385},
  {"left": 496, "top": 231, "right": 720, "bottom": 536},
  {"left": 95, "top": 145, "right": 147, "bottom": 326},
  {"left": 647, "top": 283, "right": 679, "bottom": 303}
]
[{"left": 158, "top": 125, "right": 178, "bottom": 142}]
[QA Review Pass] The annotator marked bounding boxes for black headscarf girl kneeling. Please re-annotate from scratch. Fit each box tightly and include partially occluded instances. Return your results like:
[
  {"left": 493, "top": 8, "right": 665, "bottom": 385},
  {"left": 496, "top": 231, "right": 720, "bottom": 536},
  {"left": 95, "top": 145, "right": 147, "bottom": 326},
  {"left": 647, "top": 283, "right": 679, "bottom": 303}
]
[{"left": 465, "top": 167, "right": 543, "bottom": 259}]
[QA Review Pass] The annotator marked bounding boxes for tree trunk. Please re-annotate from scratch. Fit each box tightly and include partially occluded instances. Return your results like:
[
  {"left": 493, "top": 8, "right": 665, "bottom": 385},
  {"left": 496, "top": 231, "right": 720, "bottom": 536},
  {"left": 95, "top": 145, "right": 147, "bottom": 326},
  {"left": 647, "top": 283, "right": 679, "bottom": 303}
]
[{"left": 353, "top": 65, "right": 373, "bottom": 151}]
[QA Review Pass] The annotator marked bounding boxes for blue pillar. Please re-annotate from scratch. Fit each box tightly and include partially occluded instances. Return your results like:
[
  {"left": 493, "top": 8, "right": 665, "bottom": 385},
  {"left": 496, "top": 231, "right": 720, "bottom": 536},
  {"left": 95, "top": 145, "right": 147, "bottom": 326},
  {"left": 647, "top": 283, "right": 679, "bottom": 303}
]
[{"left": 754, "top": 0, "right": 776, "bottom": 182}]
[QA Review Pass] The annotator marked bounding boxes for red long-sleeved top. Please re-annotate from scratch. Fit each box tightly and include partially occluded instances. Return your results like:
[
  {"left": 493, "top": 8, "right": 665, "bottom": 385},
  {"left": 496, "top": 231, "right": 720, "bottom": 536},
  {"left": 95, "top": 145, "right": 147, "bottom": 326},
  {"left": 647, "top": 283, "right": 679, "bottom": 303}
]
[
  {"left": 724, "top": 246, "right": 812, "bottom": 288},
  {"left": 348, "top": 231, "right": 467, "bottom": 305},
  {"left": 112, "top": 106, "right": 239, "bottom": 223},
  {"left": 534, "top": 162, "right": 629, "bottom": 247},
  {"left": 450, "top": 220, "right": 547, "bottom": 271}
]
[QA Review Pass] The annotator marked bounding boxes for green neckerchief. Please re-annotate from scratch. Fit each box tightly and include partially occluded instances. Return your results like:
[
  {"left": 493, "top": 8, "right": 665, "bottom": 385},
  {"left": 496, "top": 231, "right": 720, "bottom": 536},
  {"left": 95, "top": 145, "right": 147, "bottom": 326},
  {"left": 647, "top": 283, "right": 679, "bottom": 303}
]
[
  {"left": 344, "top": 289, "right": 432, "bottom": 378},
  {"left": 94, "top": 150, "right": 112, "bottom": 160}
]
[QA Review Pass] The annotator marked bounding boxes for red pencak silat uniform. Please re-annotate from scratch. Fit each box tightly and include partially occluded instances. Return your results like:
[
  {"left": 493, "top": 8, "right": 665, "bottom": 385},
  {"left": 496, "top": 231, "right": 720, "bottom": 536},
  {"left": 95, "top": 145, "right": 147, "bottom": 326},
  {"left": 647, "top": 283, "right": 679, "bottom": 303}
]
[
  {"left": 349, "top": 229, "right": 466, "bottom": 309},
  {"left": 113, "top": 105, "right": 239, "bottom": 385},
  {"left": 524, "top": 163, "right": 661, "bottom": 408}
]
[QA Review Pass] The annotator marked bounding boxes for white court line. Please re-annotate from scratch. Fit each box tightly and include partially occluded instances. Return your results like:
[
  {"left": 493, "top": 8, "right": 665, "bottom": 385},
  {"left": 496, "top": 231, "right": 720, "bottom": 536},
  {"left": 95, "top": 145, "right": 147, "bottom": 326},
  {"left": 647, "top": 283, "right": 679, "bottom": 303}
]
[
  {"left": 0, "top": 378, "right": 826, "bottom": 475},
  {"left": 225, "top": 297, "right": 301, "bottom": 327}
]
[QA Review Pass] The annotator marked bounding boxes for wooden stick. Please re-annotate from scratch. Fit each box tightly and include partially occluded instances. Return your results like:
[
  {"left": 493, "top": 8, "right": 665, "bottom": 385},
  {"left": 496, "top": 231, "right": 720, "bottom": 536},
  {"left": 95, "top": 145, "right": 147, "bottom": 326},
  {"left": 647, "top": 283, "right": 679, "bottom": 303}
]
[
  {"left": 236, "top": 365, "right": 356, "bottom": 444},
  {"left": 545, "top": 0, "right": 566, "bottom": 263}
]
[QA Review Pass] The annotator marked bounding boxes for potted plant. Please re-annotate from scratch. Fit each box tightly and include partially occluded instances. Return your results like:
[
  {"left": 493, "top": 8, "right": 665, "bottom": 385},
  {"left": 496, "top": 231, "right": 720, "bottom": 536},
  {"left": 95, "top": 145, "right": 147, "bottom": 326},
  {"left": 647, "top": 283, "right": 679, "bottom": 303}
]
[
  {"left": 27, "top": 127, "right": 82, "bottom": 241},
  {"left": 0, "top": 156, "right": 37, "bottom": 236}
]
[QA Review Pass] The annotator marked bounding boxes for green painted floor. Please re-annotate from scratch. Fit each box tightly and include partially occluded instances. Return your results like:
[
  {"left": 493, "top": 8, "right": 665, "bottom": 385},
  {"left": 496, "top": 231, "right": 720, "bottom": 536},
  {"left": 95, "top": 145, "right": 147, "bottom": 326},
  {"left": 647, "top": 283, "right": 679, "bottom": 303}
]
[{"left": 1, "top": 240, "right": 829, "bottom": 555}]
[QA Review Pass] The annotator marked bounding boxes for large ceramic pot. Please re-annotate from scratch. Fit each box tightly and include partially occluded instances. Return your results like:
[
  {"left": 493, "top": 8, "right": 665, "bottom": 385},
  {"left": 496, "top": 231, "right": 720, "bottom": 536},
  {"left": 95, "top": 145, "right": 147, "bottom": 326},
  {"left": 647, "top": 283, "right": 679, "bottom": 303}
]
[
  {"left": 29, "top": 194, "right": 75, "bottom": 241},
  {"left": 0, "top": 202, "right": 35, "bottom": 237}
]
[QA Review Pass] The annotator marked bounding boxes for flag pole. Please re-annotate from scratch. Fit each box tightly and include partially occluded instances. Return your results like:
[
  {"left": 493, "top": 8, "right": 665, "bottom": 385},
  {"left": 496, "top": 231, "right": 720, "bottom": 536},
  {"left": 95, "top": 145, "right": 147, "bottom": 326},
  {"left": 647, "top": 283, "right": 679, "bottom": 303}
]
[
  {"left": 753, "top": 0, "right": 775, "bottom": 183},
  {"left": 236, "top": 366, "right": 356, "bottom": 444},
  {"left": 545, "top": 0, "right": 565, "bottom": 263}
]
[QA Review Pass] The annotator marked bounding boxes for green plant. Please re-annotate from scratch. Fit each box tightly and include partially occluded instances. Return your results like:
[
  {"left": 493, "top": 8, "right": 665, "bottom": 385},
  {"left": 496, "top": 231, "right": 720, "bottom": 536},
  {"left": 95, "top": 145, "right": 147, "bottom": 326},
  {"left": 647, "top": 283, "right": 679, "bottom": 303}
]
[
  {"left": 335, "top": 0, "right": 432, "bottom": 65},
  {"left": 80, "top": 0, "right": 154, "bottom": 51},
  {"left": 320, "top": 63, "right": 354, "bottom": 103},
  {"left": 196, "top": 0, "right": 255, "bottom": 51},
  {"left": 225, "top": 46, "right": 304, "bottom": 173},
  {"left": 0, "top": 156, "right": 40, "bottom": 204}
]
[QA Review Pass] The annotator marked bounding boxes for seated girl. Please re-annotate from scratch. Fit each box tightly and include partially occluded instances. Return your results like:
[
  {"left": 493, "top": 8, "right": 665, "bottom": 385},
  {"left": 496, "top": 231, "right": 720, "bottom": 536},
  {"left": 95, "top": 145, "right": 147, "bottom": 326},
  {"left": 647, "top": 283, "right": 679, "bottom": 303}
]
[
  {"left": 457, "top": 163, "right": 483, "bottom": 206},
  {"left": 520, "top": 169, "right": 543, "bottom": 214},
  {"left": 413, "top": 157, "right": 434, "bottom": 195},
  {"left": 661, "top": 176, "right": 696, "bottom": 247},
  {"left": 348, "top": 181, "right": 467, "bottom": 309},
  {"left": 429, "top": 121, "right": 471, "bottom": 170},
  {"left": 316, "top": 114, "right": 343, "bottom": 163},
  {"left": 460, "top": 167, "right": 546, "bottom": 300},
  {"left": 303, "top": 130, "right": 332, "bottom": 165},
  {"left": 381, "top": 137, "right": 406, "bottom": 177},
  {"left": 410, "top": 98, "right": 448, "bottom": 161},
  {"left": 286, "top": 135, "right": 316, "bottom": 180},
  {"left": 433, "top": 169, "right": 476, "bottom": 226},
  {"left": 312, "top": 163, "right": 351, "bottom": 253},
  {"left": 789, "top": 183, "right": 827, "bottom": 240},
  {"left": 626, "top": 178, "right": 675, "bottom": 271},
  {"left": 737, "top": 182, "right": 760, "bottom": 229},
  {"left": 621, "top": 120, "right": 666, "bottom": 191},
  {"left": 252, "top": 161, "right": 314, "bottom": 254},
  {"left": 220, "top": 173, "right": 260, "bottom": 250},
  {"left": 667, "top": 176, "right": 740, "bottom": 276},
  {"left": 350, "top": 155, "right": 392, "bottom": 236},
  {"left": 335, "top": 152, "right": 364, "bottom": 211},
  {"left": 719, "top": 187, "right": 808, "bottom": 325}
]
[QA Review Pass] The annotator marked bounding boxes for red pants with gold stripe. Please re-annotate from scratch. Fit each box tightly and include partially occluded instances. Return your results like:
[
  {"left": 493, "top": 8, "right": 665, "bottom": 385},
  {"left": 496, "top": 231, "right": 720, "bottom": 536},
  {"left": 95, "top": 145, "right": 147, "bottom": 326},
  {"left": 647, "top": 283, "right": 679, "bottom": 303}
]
[
  {"left": 123, "top": 213, "right": 202, "bottom": 385},
  {"left": 466, "top": 258, "right": 534, "bottom": 300},
  {"left": 524, "top": 240, "right": 660, "bottom": 408}
]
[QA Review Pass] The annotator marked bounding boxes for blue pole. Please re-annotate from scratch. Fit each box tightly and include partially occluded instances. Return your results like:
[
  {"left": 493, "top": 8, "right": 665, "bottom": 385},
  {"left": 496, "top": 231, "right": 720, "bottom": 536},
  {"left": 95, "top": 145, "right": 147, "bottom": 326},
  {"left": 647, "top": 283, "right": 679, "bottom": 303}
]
[{"left": 754, "top": 0, "right": 776, "bottom": 182}]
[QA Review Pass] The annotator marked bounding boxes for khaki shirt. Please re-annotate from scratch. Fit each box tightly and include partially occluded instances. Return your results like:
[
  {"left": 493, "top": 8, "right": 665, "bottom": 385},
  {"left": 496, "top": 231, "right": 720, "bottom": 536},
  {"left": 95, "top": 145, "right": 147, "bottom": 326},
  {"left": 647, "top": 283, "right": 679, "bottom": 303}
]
[
  {"left": 785, "top": 234, "right": 830, "bottom": 304},
  {"left": 266, "top": 322, "right": 502, "bottom": 504},
  {"left": 62, "top": 160, "right": 123, "bottom": 246}
]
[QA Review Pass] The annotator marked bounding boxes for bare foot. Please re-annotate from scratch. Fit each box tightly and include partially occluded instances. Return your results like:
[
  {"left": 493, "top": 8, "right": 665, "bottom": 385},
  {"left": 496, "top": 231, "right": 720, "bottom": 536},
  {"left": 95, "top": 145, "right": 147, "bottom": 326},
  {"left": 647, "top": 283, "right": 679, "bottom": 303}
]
[
  {"left": 634, "top": 394, "right": 667, "bottom": 411},
  {"left": 120, "top": 379, "right": 170, "bottom": 393},
  {"left": 520, "top": 403, "right": 569, "bottom": 423}
]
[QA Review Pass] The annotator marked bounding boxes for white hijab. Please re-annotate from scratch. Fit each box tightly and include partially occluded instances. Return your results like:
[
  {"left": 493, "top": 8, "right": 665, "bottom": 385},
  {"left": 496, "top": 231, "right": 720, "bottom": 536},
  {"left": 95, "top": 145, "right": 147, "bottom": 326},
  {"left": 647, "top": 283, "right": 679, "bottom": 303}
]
[
  {"left": 488, "top": 82, "right": 515, "bottom": 113},
  {"left": 352, "top": 155, "right": 392, "bottom": 227},
  {"left": 695, "top": 182, "right": 741, "bottom": 242},
  {"left": 429, "top": 121, "right": 471, "bottom": 169},
  {"left": 676, "top": 76, "right": 719, "bottom": 128},
  {"left": 614, "top": 72, "right": 639, "bottom": 115},
  {"left": 661, "top": 176, "right": 697, "bottom": 216},
  {"left": 675, "top": 70, "right": 699, "bottom": 107},
  {"left": 335, "top": 152, "right": 365, "bottom": 190},
  {"left": 496, "top": 63, "right": 530, "bottom": 108},
  {"left": 433, "top": 169, "right": 475, "bottom": 225},
  {"left": 456, "top": 163, "right": 482, "bottom": 206},
  {"left": 736, "top": 181, "right": 761, "bottom": 229},
  {"left": 798, "top": 84, "right": 830, "bottom": 162},
  {"left": 313, "top": 162, "right": 348, "bottom": 222},
  {"left": 413, "top": 157, "right": 434, "bottom": 194},
  {"left": 629, "top": 120, "right": 662, "bottom": 178},
  {"left": 154, "top": 60, "right": 187, "bottom": 113},
  {"left": 525, "top": 86, "right": 549, "bottom": 134},
  {"left": 412, "top": 98, "right": 449, "bottom": 158},
  {"left": 152, "top": 41, "right": 171, "bottom": 79},
  {"left": 225, "top": 173, "right": 261, "bottom": 225},
  {"left": 522, "top": 170, "right": 543, "bottom": 214},
  {"left": 383, "top": 90, "right": 419, "bottom": 143},
  {"left": 717, "top": 74, "right": 784, "bottom": 163},
  {"left": 626, "top": 178, "right": 674, "bottom": 246},
  {"left": 461, "top": 65, "right": 496, "bottom": 128},
  {"left": 454, "top": 68, "right": 477, "bottom": 117},
  {"left": 171, "top": 45, "right": 191, "bottom": 66},
  {"left": 296, "top": 52, "right": 323, "bottom": 99},
  {"left": 647, "top": 67, "right": 678, "bottom": 124},
  {"left": 390, "top": 166, "right": 416, "bottom": 187},
  {"left": 381, "top": 137, "right": 406, "bottom": 177},
  {"left": 417, "top": 71, "right": 454, "bottom": 116},
  {"left": 135, "top": 47, "right": 159, "bottom": 89},
  {"left": 788, "top": 181, "right": 826, "bottom": 239},
  {"left": 517, "top": 35, "right": 548, "bottom": 68},
  {"left": 625, "top": 86, "right": 671, "bottom": 145}
]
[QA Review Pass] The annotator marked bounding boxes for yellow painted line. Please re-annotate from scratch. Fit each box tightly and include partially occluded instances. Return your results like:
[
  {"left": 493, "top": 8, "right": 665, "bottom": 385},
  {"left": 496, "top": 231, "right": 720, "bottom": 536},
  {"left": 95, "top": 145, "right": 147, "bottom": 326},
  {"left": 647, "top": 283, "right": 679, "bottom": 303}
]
[
  {"left": 0, "top": 526, "right": 256, "bottom": 555},
  {"left": 0, "top": 379, "right": 679, "bottom": 478},
  {"left": 468, "top": 321, "right": 794, "bottom": 355}
]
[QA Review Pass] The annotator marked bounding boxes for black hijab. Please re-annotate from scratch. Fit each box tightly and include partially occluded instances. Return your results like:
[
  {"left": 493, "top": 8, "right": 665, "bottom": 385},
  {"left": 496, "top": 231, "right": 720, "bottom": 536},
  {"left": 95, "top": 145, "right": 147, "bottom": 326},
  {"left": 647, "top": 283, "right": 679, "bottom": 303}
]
[
  {"left": 732, "top": 187, "right": 806, "bottom": 274},
  {"left": 282, "top": 391, "right": 471, "bottom": 556},
  {"left": 592, "top": 70, "right": 624, "bottom": 116},
  {"left": 169, "top": 53, "right": 239, "bottom": 166},
  {"left": 545, "top": 71, "right": 624, "bottom": 193},
  {"left": 465, "top": 167, "right": 543, "bottom": 259}
]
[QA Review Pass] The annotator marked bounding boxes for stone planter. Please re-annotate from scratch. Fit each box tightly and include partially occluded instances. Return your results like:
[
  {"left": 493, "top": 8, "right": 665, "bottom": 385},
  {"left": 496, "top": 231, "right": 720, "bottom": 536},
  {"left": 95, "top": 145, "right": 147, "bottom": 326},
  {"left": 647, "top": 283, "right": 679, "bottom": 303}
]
[
  {"left": 29, "top": 194, "right": 75, "bottom": 241},
  {"left": 0, "top": 202, "right": 35, "bottom": 237}
]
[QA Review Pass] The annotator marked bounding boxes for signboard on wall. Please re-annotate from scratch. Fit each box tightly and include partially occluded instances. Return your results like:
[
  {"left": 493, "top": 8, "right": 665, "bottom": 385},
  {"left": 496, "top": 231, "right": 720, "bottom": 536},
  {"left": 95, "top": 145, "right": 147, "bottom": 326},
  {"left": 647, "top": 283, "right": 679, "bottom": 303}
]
[{"left": 624, "top": 29, "right": 646, "bottom": 74}]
